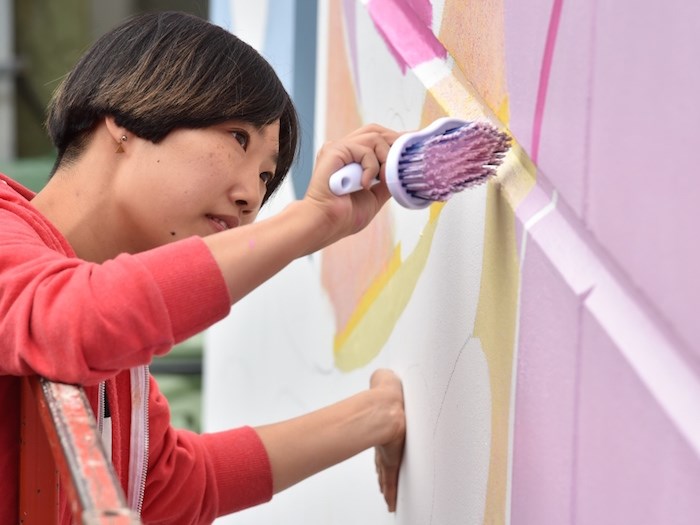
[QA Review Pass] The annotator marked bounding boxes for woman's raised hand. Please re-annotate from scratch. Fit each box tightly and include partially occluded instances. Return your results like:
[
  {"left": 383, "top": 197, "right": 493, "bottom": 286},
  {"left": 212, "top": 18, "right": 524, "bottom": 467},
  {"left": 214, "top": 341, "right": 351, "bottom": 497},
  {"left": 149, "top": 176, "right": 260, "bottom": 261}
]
[{"left": 304, "top": 124, "right": 400, "bottom": 245}]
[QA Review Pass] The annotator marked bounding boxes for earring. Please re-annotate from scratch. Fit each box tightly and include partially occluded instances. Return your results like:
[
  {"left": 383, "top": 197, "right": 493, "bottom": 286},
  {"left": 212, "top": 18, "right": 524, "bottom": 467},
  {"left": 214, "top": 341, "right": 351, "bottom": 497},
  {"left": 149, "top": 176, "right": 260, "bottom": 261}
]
[{"left": 115, "top": 135, "right": 127, "bottom": 153}]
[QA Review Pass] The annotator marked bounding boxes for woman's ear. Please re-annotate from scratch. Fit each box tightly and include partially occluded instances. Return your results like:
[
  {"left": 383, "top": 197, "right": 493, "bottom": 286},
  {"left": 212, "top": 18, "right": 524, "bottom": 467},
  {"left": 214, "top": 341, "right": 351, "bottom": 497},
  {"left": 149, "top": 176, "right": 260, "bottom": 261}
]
[
  {"left": 104, "top": 116, "right": 125, "bottom": 141},
  {"left": 104, "top": 116, "right": 129, "bottom": 153}
]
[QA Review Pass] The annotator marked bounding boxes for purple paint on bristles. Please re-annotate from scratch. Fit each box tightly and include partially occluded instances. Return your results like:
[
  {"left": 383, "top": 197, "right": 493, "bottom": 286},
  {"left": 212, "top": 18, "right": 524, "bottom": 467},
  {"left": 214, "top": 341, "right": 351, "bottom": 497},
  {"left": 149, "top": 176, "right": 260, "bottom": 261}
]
[{"left": 397, "top": 122, "right": 511, "bottom": 202}]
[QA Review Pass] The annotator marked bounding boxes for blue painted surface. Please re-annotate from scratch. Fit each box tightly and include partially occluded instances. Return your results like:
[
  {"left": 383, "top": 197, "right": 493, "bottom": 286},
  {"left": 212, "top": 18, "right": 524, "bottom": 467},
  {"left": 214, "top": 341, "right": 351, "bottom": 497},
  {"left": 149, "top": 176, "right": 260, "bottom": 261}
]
[{"left": 209, "top": 0, "right": 232, "bottom": 31}]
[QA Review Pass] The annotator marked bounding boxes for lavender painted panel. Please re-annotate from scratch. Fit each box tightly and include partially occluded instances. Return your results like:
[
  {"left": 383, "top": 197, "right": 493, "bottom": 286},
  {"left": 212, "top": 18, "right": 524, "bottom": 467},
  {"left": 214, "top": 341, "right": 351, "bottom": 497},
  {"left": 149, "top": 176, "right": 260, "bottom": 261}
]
[
  {"left": 502, "top": 0, "right": 551, "bottom": 153},
  {"left": 576, "top": 309, "right": 700, "bottom": 524},
  {"left": 586, "top": 1, "right": 700, "bottom": 353},
  {"left": 536, "top": 0, "right": 594, "bottom": 216},
  {"left": 511, "top": 236, "right": 579, "bottom": 525}
]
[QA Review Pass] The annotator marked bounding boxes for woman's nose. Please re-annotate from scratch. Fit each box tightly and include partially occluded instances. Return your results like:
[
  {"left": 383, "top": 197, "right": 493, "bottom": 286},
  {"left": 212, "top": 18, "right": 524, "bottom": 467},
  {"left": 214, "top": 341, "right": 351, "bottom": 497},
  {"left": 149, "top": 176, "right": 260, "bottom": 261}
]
[{"left": 230, "top": 172, "right": 264, "bottom": 215}]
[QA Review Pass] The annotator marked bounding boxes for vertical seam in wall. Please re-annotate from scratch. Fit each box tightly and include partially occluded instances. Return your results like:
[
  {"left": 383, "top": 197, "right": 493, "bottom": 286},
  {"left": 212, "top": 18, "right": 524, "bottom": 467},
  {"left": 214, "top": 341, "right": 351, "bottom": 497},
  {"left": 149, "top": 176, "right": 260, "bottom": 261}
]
[
  {"left": 505, "top": 190, "right": 559, "bottom": 525},
  {"left": 582, "top": 0, "right": 598, "bottom": 224},
  {"left": 570, "top": 287, "right": 591, "bottom": 525},
  {"left": 576, "top": 1, "right": 599, "bottom": 512}
]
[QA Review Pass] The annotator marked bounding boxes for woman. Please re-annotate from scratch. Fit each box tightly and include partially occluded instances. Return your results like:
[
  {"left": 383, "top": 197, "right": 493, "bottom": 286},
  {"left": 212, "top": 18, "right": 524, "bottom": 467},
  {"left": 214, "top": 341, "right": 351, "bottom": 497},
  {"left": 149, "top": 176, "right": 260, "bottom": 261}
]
[{"left": 0, "top": 11, "right": 404, "bottom": 524}]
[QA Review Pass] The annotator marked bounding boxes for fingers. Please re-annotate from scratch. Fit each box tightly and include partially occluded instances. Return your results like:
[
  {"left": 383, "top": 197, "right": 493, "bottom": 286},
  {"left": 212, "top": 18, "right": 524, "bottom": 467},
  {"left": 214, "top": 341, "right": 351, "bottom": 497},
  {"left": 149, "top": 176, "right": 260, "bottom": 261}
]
[
  {"left": 345, "top": 125, "right": 396, "bottom": 186},
  {"left": 371, "top": 368, "right": 405, "bottom": 513},
  {"left": 319, "top": 142, "right": 381, "bottom": 189},
  {"left": 370, "top": 368, "right": 402, "bottom": 391},
  {"left": 384, "top": 465, "right": 399, "bottom": 512},
  {"left": 375, "top": 451, "right": 384, "bottom": 495},
  {"left": 347, "top": 125, "right": 397, "bottom": 188},
  {"left": 314, "top": 124, "right": 399, "bottom": 191},
  {"left": 376, "top": 446, "right": 401, "bottom": 511},
  {"left": 345, "top": 123, "right": 400, "bottom": 147}
]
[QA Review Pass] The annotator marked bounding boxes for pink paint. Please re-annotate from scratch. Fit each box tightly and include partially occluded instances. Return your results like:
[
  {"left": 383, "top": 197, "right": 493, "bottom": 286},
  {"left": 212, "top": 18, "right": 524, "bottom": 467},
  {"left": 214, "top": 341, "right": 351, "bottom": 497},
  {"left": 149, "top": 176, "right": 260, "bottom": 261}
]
[
  {"left": 406, "top": 0, "right": 432, "bottom": 28},
  {"left": 502, "top": 2, "right": 551, "bottom": 154},
  {"left": 530, "top": 0, "right": 595, "bottom": 217},
  {"left": 511, "top": 235, "right": 580, "bottom": 525},
  {"left": 367, "top": 0, "right": 446, "bottom": 74},
  {"left": 576, "top": 310, "right": 700, "bottom": 524},
  {"left": 585, "top": 2, "right": 700, "bottom": 355},
  {"left": 531, "top": 0, "right": 563, "bottom": 164}
]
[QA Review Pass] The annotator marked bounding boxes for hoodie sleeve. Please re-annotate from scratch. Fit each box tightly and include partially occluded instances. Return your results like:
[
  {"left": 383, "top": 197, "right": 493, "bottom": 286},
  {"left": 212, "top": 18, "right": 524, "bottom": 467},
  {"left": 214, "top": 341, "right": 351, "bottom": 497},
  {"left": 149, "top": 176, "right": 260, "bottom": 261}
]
[
  {"left": 0, "top": 206, "right": 231, "bottom": 385},
  {"left": 140, "top": 376, "right": 273, "bottom": 524}
]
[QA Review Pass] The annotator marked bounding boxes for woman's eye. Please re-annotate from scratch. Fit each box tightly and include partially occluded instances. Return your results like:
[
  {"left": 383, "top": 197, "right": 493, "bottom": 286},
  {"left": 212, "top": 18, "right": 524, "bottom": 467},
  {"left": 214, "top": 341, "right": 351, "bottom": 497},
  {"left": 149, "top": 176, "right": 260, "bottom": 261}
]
[
  {"left": 260, "top": 172, "right": 274, "bottom": 186},
  {"left": 231, "top": 130, "right": 249, "bottom": 150}
]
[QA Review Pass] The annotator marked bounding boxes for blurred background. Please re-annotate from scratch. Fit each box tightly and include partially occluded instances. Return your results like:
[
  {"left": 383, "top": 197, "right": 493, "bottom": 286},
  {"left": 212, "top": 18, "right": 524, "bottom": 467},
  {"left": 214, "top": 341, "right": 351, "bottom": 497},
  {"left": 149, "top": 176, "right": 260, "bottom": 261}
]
[{"left": 0, "top": 0, "right": 211, "bottom": 431}]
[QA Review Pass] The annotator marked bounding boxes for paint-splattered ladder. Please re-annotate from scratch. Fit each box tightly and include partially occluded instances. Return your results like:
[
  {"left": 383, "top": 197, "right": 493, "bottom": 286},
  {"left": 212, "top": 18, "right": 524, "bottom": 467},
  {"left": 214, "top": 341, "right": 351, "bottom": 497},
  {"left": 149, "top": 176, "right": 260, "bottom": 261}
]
[{"left": 19, "top": 376, "right": 140, "bottom": 524}]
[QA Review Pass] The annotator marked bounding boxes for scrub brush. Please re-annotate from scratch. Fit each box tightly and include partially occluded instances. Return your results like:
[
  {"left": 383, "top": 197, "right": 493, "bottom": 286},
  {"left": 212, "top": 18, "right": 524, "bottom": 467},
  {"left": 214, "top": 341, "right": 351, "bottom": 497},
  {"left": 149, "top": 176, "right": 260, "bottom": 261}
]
[{"left": 329, "top": 117, "right": 511, "bottom": 209}]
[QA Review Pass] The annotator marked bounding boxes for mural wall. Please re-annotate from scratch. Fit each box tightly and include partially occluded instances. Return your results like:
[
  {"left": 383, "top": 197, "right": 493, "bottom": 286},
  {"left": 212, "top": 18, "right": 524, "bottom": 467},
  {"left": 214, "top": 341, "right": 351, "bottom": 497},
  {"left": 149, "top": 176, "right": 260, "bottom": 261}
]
[{"left": 204, "top": 1, "right": 700, "bottom": 524}]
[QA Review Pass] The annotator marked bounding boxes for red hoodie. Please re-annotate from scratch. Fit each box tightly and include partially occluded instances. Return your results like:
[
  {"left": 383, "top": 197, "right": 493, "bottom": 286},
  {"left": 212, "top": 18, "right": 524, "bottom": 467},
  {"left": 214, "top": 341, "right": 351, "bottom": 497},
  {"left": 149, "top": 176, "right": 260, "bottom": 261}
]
[{"left": 0, "top": 173, "right": 273, "bottom": 524}]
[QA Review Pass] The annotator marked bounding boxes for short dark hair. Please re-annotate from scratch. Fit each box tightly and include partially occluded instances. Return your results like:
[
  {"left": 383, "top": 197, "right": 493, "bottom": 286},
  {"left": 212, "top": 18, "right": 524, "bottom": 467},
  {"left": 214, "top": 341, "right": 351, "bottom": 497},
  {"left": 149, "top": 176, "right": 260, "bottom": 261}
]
[{"left": 46, "top": 11, "right": 299, "bottom": 205}]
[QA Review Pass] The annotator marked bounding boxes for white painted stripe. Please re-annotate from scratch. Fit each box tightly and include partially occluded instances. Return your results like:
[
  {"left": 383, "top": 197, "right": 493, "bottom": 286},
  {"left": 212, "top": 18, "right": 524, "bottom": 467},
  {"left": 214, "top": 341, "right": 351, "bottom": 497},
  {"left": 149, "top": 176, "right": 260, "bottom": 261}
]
[
  {"left": 524, "top": 191, "right": 558, "bottom": 232},
  {"left": 515, "top": 188, "right": 700, "bottom": 460},
  {"left": 588, "top": 284, "right": 700, "bottom": 459},
  {"left": 554, "top": 232, "right": 700, "bottom": 459},
  {"left": 411, "top": 56, "right": 453, "bottom": 89}
]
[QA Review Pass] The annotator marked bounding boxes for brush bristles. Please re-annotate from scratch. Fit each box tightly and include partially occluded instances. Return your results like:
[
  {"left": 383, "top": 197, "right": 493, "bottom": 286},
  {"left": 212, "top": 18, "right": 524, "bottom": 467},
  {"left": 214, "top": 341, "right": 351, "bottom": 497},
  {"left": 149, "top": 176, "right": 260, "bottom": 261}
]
[{"left": 397, "top": 122, "right": 511, "bottom": 202}]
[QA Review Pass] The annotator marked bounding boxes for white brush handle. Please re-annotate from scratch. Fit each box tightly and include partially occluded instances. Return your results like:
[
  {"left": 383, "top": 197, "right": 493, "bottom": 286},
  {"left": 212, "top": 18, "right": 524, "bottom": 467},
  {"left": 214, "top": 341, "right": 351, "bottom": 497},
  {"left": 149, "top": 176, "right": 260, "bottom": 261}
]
[
  {"left": 329, "top": 163, "right": 364, "bottom": 195},
  {"left": 329, "top": 163, "right": 384, "bottom": 196}
]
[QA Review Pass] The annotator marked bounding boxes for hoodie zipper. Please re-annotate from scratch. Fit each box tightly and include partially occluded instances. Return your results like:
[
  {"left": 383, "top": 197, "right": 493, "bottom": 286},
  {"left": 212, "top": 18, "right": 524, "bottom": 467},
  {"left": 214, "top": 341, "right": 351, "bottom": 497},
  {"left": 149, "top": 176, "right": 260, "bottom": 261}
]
[
  {"left": 97, "top": 381, "right": 105, "bottom": 435},
  {"left": 127, "top": 365, "right": 150, "bottom": 518},
  {"left": 97, "top": 380, "right": 113, "bottom": 461}
]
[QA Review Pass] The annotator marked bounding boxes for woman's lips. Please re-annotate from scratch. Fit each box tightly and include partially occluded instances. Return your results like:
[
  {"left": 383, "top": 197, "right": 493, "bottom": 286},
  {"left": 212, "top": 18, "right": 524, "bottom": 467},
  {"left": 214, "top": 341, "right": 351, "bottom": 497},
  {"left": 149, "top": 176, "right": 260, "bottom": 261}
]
[{"left": 206, "top": 214, "right": 239, "bottom": 232}]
